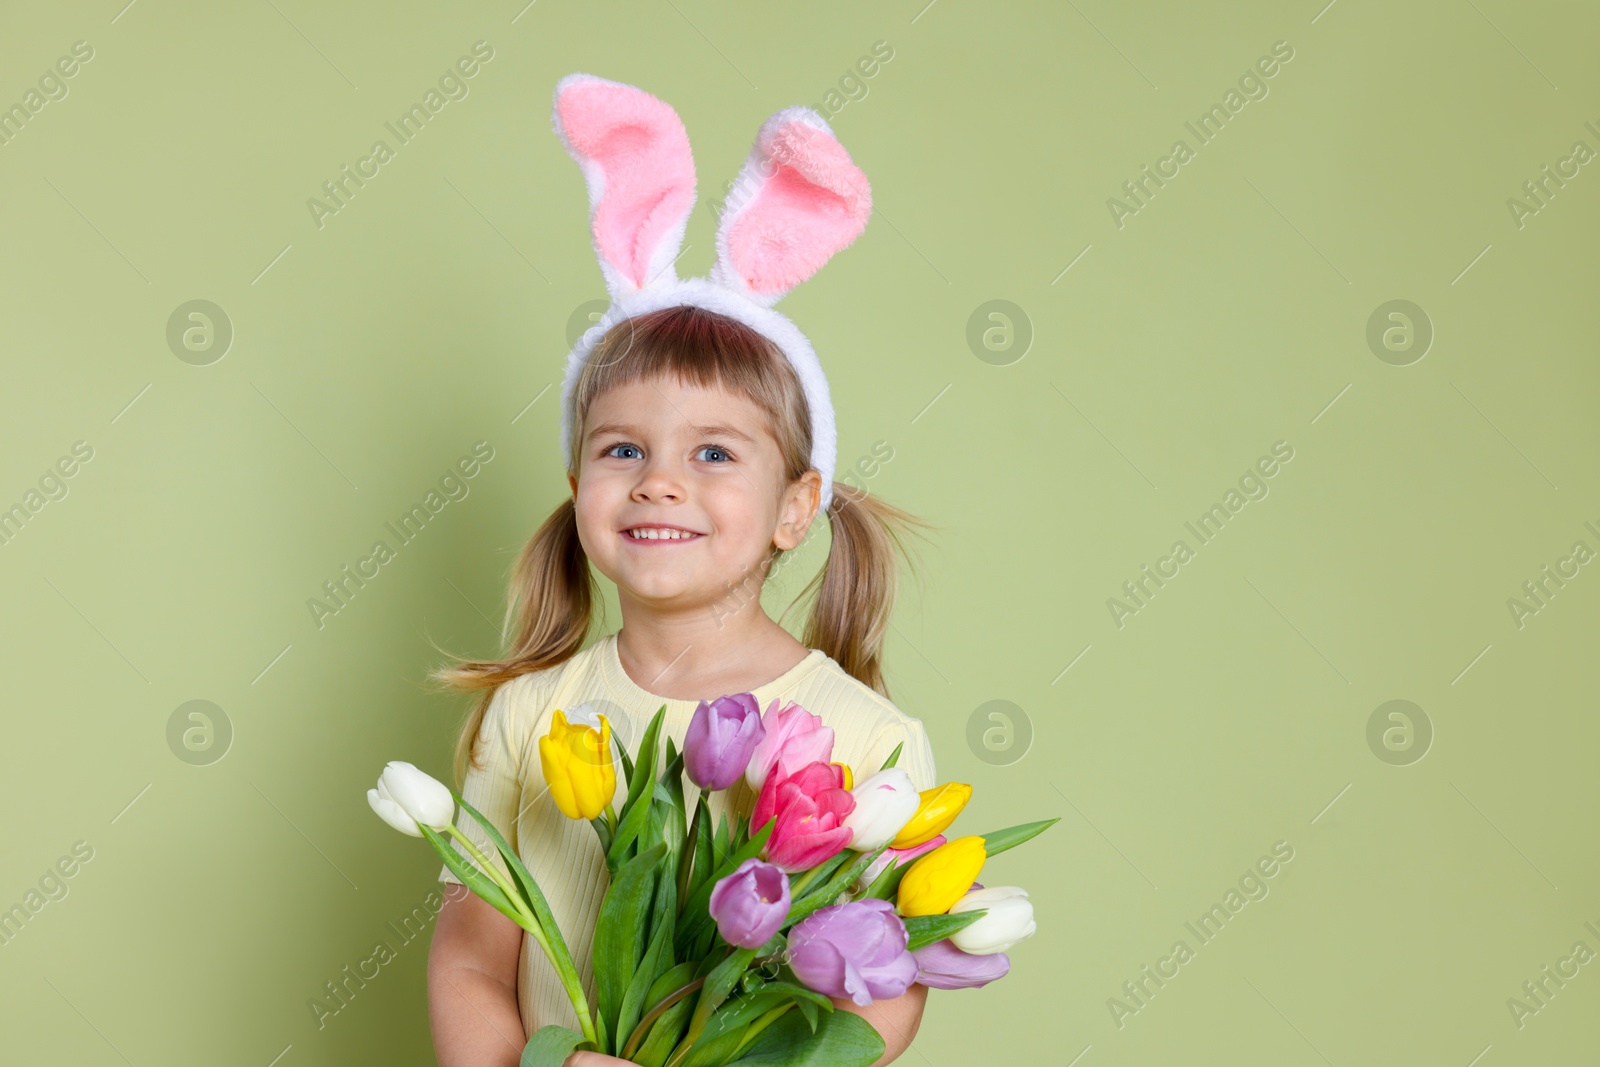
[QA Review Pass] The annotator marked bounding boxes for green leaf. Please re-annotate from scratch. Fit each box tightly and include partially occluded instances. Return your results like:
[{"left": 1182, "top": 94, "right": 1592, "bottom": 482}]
[
  {"left": 677, "top": 788, "right": 705, "bottom": 904},
  {"left": 691, "top": 922, "right": 717, "bottom": 961},
  {"left": 660, "top": 743, "right": 684, "bottom": 783},
  {"left": 674, "top": 946, "right": 760, "bottom": 1063},
  {"left": 644, "top": 794, "right": 667, "bottom": 854},
  {"left": 418, "top": 824, "right": 527, "bottom": 932},
  {"left": 620, "top": 744, "right": 635, "bottom": 790},
  {"left": 625, "top": 963, "right": 702, "bottom": 1064},
  {"left": 659, "top": 752, "right": 688, "bottom": 855},
  {"left": 699, "top": 946, "right": 759, "bottom": 1016},
  {"left": 678, "top": 1022, "right": 754, "bottom": 1067},
  {"left": 878, "top": 741, "right": 904, "bottom": 771},
  {"left": 723, "top": 1006, "right": 885, "bottom": 1066},
  {"left": 618, "top": 852, "right": 678, "bottom": 1054},
  {"left": 731, "top": 1002, "right": 801, "bottom": 1060},
  {"left": 594, "top": 841, "right": 668, "bottom": 1048},
  {"left": 784, "top": 846, "right": 887, "bottom": 928},
  {"left": 646, "top": 960, "right": 699, "bottom": 1011},
  {"left": 794, "top": 996, "right": 818, "bottom": 1033},
  {"left": 679, "top": 992, "right": 793, "bottom": 1067},
  {"left": 687, "top": 799, "right": 715, "bottom": 899},
  {"left": 981, "top": 817, "right": 1062, "bottom": 858},
  {"left": 699, "top": 986, "right": 793, "bottom": 1038},
  {"left": 520, "top": 1024, "right": 588, "bottom": 1067},
  {"left": 856, "top": 847, "right": 916, "bottom": 902},
  {"left": 647, "top": 775, "right": 686, "bottom": 856},
  {"left": 634, "top": 992, "right": 696, "bottom": 1067},
  {"left": 792, "top": 851, "right": 854, "bottom": 902},
  {"left": 903, "top": 908, "right": 987, "bottom": 951},
  {"left": 751, "top": 980, "right": 834, "bottom": 1017},
  {"left": 609, "top": 706, "right": 668, "bottom": 868},
  {"left": 452, "top": 793, "right": 563, "bottom": 943},
  {"left": 451, "top": 791, "right": 595, "bottom": 1047}
]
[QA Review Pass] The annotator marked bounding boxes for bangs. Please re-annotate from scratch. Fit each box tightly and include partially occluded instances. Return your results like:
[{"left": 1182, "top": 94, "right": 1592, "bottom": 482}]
[{"left": 569, "top": 305, "right": 812, "bottom": 475}]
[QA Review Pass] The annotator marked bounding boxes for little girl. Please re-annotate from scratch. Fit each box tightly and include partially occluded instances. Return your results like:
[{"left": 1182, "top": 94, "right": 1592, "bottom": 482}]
[{"left": 426, "top": 74, "right": 937, "bottom": 1067}]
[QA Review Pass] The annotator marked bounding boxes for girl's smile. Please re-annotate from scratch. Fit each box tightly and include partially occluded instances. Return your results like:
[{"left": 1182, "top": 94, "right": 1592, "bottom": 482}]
[{"left": 620, "top": 524, "right": 706, "bottom": 544}]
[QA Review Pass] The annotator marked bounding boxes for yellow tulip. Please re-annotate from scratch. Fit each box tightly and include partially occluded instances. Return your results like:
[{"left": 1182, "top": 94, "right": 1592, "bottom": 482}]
[
  {"left": 538, "top": 708, "right": 617, "bottom": 820},
  {"left": 832, "top": 762, "right": 853, "bottom": 791},
  {"left": 897, "top": 835, "right": 986, "bottom": 917},
  {"left": 890, "top": 782, "right": 973, "bottom": 849}
]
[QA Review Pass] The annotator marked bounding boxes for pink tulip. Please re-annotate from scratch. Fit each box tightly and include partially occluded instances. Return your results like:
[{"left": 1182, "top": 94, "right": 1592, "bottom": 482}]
[
  {"left": 744, "top": 699, "right": 835, "bottom": 792},
  {"left": 752, "top": 760, "right": 856, "bottom": 872},
  {"left": 751, "top": 759, "right": 842, "bottom": 838}
]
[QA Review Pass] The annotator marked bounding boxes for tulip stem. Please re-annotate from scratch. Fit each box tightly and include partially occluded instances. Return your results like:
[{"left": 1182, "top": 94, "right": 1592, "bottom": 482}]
[
  {"left": 788, "top": 864, "right": 825, "bottom": 898},
  {"left": 730, "top": 1002, "right": 794, "bottom": 1057},
  {"left": 444, "top": 824, "right": 601, "bottom": 1049},
  {"left": 620, "top": 975, "right": 705, "bottom": 1060},
  {"left": 677, "top": 788, "right": 707, "bottom": 906},
  {"left": 445, "top": 826, "right": 534, "bottom": 928}
]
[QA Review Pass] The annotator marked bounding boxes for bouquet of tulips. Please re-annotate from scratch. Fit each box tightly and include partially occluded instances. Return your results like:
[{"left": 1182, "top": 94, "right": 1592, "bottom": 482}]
[{"left": 369, "top": 694, "right": 1057, "bottom": 1066}]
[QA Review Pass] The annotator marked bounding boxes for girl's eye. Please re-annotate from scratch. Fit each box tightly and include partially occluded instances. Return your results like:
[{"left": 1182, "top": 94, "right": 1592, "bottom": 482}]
[{"left": 601, "top": 442, "right": 732, "bottom": 462}]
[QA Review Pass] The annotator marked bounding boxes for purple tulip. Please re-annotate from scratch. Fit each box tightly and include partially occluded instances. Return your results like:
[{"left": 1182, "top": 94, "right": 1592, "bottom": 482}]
[
  {"left": 787, "top": 898, "right": 918, "bottom": 1006},
  {"left": 910, "top": 938, "right": 1011, "bottom": 989},
  {"left": 684, "top": 694, "right": 767, "bottom": 790},
  {"left": 708, "top": 858, "right": 791, "bottom": 949}
]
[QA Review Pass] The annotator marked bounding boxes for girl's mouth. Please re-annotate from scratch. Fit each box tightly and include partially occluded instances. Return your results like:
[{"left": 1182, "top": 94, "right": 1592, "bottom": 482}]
[{"left": 620, "top": 527, "right": 704, "bottom": 544}]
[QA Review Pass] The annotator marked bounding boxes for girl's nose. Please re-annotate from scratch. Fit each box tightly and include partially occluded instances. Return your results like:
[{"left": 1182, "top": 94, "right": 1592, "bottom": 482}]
[{"left": 631, "top": 460, "right": 684, "bottom": 502}]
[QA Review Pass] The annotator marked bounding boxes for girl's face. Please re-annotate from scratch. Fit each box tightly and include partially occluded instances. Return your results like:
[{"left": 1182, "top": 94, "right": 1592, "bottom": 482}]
[{"left": 569, "top": 375, "right": 821, "bottom": 612}]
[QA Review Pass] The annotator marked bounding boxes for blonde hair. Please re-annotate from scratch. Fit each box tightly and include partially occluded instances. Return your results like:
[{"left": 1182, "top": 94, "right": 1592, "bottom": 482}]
[{"left": 430, "top": 305, "right": 933, "bottom": 787}]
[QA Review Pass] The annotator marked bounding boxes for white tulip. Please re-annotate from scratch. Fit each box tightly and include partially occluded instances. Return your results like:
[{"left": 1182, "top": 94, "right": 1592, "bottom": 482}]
[
  {"left": 371, "top": 761, "right": 454, "bottom": 834},
  {"left": 842, "top": 768, "right": 922, "bottom": 852},
  {"left": 368, "top": 783, "right": 423, "bottom": 836},
  {"left": 948, "top": 886, "right": 1036, "bottom": 955}
]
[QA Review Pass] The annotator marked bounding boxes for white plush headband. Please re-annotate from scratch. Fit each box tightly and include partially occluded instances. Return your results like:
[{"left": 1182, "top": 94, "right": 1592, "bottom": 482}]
[{"left": 551, "top": 72, "right": 874, "bottom": 515}]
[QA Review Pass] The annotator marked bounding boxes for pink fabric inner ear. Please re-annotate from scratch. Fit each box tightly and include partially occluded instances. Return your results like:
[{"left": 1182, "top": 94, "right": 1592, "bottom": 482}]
[
  {"left": 727, "top": 120, "right": 872, "bottom": 296},
  {"left": 557, "top": 82, "right": 695, "bottom": 289}
]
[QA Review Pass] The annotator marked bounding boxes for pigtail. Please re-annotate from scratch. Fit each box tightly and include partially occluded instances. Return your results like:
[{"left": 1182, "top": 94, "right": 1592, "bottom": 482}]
[
  {"left": 794, "top": 481, "right": 937, "bottom": 700},
  {"left": 428, "top": 496, "right": 598, "bottom": 789}
]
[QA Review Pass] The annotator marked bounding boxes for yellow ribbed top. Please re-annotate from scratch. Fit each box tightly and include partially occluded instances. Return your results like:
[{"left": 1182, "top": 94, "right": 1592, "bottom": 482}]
[{"left": 438, "top": 630, "right": 939, "bottom": 1040}]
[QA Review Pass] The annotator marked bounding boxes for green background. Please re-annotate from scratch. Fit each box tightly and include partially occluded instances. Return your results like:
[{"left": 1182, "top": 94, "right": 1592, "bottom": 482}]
[{"left": 2, "top": 0, "right": 1596, "bottom": 1063}]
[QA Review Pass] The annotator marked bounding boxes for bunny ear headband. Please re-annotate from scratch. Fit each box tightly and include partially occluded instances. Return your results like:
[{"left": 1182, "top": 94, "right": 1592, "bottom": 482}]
[{"left": 551, "top": 72, "right": 873, "bottom": 515}]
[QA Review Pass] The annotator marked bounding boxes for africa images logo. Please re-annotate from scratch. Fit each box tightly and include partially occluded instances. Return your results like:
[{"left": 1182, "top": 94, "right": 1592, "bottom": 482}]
[{"left": 305, "top": 41, "right": 495, "bottom": 230}]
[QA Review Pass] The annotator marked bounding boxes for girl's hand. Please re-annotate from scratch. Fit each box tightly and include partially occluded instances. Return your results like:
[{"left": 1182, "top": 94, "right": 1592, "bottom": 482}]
[{"left": 562, "top": 1052, "right": 635, "bottom": 1066}]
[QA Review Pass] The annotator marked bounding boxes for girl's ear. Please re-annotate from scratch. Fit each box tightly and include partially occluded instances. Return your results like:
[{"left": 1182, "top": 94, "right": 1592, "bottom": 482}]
[
  {"left": 552, "top": 73, "right": 697, "bottom": 299},
  {"left": 709, "top": 107, "right": 873, "bottom": 309},
  {"left": 774, "top": 469, "right": 824, "bottom": 550}
]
